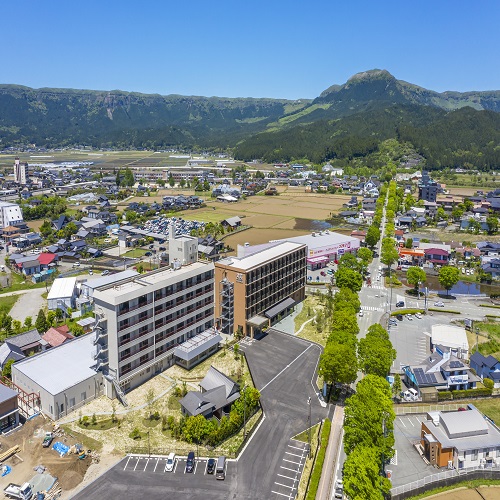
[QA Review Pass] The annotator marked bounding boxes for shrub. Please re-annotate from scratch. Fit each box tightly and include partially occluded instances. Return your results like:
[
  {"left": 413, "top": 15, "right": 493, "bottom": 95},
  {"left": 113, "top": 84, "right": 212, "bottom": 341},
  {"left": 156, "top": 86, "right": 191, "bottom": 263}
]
[
  {"left": 81, "top": 415, "right": 90, "bottom": 426},
  {"left": 306, "top": 419, "right": 331, "bottom": 500},
  {"left": 129, "top": 427, "right": 141, "bottom": 440},
  {"left": 438, "top": 391, "right": 453, "bottom": 401},
  {"left": 483, "top": 378, "right": 494, "bottom": 390}
]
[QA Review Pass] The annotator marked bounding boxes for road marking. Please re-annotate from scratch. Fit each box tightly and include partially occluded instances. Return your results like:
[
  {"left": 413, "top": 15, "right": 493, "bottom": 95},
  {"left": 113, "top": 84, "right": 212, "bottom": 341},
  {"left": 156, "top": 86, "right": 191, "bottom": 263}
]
[
  {"left": 124, "top": 456, "right": 131, "bottom": 470},
  {"left": 143, "top": 458, "right": 149, "bottom": 471},
  {"left": 288, "top": 444, "right": 306, "bottom": 451},
  {"left": 133, "top": 458, "right": 140, "bottom": 471},
  {"left": 272, "top": 491, "right": 294, "bottom": 498},
  {"left": 154, "top": 458, "right": 159, "bottom": 472},
  {"left": 408, "top": 418, "right": 415, "bottom": 426},
  {"left": 398, "top": 418, "right": 406, "bottom": 428},
  {"left": 274, "top": 482, "right": 295, "bottom": 490},
  {"left": 283, "top": 458, "right": 301, "bottom": 465},
  {"left": 285, "top": 451, "right": 303, "bottom": 458},
  {"left": 260, "top": 345, "right": 312, "bottom": 392},
  {"left": 173, "top": 459, "right": 178, "bottom": 473},
  {"left": 194, "top": 461, "right": 198, "bottom": 474},
  {"left": 280, "top": 465, "right": 299, "bottom": 472},
  {"left": 277, "top": 473, "right": 295, "bottom": 480}
]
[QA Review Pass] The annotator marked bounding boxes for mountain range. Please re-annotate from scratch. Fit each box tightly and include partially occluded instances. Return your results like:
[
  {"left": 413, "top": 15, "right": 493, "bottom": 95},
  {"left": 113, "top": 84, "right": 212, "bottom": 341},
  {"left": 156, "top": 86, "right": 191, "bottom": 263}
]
[{"left": 1, "top": 69, "right": 499, "bottom": 168}]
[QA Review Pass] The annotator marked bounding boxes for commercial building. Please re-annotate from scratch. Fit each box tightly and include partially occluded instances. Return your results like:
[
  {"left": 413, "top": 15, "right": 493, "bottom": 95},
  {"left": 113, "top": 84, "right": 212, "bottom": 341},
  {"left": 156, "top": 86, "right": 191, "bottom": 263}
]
[
  {"left": 421, "top": 408, "right": 500, "bottom": 469},
  {"left": 418, "top": 170, "right": 440, "bottom": 203},
  {"left": 0, "top": 384, "right": 20, "bottom": 432},
  {"left": 80, "top": 270, "right": 139, "bottom": 299},
  {"left": 92, "top": 260, "right": 216, "bottom": 395},
  {"left": 431, "top": 324, "right": 469, "bottom": 360},
  {"left": 0, "top": 201, "right": 24, "bottom": 230},
  {"left": 215, "top": 241, "right": 306, "bottom": 337},
  {"left": 274, "top": 231, "right": 360, "bottom": 270},
  {"left": 13, "top": 157, "right": 27, "bottom": 185},
  {"left": 12, "top": 334, "right": 103, "bottom": 420}
]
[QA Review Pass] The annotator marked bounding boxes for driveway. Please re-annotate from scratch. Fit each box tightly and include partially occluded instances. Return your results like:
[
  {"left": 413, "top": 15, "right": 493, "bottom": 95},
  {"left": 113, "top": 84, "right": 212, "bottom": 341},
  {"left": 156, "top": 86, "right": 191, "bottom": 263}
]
[
  {"left": 73, "top": 330, "right": 328, "bottom": 500},
  {"left": 8, "top": 287, "right": 47, "bottom": 323}
]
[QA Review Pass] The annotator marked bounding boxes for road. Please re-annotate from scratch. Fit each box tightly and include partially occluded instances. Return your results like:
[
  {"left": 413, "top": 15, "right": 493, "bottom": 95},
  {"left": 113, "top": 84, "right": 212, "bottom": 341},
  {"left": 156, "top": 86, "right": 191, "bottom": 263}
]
[{"left": 73, "top": 330, "right": 328, "bottom": 500}]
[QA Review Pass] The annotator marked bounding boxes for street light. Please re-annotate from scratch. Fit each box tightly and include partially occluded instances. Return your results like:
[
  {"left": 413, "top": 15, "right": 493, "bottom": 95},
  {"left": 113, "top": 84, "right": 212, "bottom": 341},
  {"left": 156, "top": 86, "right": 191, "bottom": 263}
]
[{"left": 307, "top": 397, "right": 312, "bottom": 458}]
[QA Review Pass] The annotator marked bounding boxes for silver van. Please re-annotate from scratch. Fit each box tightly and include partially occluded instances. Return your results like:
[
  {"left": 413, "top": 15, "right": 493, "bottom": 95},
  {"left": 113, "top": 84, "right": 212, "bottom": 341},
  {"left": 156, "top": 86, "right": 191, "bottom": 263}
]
[{"left": 215, "top": 456, "right": 226, "bottom": 480}]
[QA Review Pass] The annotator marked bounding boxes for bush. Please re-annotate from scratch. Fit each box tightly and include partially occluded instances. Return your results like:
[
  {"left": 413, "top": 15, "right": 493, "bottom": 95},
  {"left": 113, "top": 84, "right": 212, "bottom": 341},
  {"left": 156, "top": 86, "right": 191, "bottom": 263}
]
[
  {"left": 438, "top": 391, "right": 453, "bottom": 401},
  {"left": 81, "top": 415, "right": 90, "bottom": 427},
  {"left": 390, "top": 308, "right": 424, "bottom": 316},
  {"left": 129, "top": 427, "right": 142, "bottom": 440},
  {"left": 306, "top": 419, "right": 331, "bottom": 500},
  {"left": 438, "top": 388, "right": 493, "bottom": 401},
  {"left": 483, "top": 378, "right": 494, "bottom": 390}
]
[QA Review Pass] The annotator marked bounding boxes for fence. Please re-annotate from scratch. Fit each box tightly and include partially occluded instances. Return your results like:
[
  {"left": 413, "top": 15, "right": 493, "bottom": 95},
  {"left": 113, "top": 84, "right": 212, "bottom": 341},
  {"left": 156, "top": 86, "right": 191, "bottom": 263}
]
[
  {"left": 391, "top": 466, "right": 500, "bottom": 499},
  {"left": 394, "top": 403, "right": 466, "bottom": 415}
]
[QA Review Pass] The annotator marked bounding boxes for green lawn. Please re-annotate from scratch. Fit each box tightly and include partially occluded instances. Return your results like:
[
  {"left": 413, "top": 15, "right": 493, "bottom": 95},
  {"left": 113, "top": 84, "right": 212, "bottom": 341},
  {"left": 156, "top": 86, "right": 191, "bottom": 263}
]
[
  {"left": 0, "top": 294, "right": 19, "bottom": 315},
  {"left": 123, "top": 248, "right": 149, "bottom": 258},
  {"left": 182, "top": 210, "right": 228, "bottom": 224},
  {"left": 0, "top": 271, "right": 48, "bottom": 293},
  {"left": 473, "top": 320, "right": 500, "bottom": 358}
]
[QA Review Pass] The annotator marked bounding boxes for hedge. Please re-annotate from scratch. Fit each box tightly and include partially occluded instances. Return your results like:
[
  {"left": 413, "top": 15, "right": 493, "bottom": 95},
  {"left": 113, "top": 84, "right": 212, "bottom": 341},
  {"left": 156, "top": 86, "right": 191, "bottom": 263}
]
[
  {"left": 438, "top": 388, "right": 493, "bottom": 401},
  {"left": 479, "top": 304, "right": 500, "bottom": 309},
  {"left": 306, "top": 418, "right": 331, "bottom": 500},
  {"left": 428, "top": 308, "right": 461, "bottom": 314},
  {"left": 390, "top": 309, "right": 424, "bottom": 316}
]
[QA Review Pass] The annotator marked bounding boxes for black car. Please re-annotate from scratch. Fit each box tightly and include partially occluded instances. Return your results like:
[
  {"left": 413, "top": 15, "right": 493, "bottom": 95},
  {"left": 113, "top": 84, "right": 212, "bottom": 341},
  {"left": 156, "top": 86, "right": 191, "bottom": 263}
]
[
  {"left": 396, "top": 314, "right": 403, "bottom": 321},
  {"left": 145, "top": 251, "right": 152, "bottom": 256},
  {"left": 159, "top": 246, "right": 166, "bottom": 251},
  {"left": 186, "top": 451, "right": 195, "bottom": 473},
  {"left": 396, "top": 301, "right": 405, "bottom": 308},
  {"left": 206, "top": 458, "right": 216, "bottom": 474}
]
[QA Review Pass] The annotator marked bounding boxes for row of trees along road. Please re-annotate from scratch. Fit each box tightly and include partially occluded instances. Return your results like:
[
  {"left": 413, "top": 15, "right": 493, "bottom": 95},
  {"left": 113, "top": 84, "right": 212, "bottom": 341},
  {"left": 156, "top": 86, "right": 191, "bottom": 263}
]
[{"left": 320, "top": 182, "right": 396, "bottom": 499}]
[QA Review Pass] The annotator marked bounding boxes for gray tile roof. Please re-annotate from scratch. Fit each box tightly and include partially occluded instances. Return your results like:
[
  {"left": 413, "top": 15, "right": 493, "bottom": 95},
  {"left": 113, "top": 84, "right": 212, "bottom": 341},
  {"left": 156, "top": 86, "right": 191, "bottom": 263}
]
[
  {"left": 199, "top": 366, "right": 239, "bottom": 399},
  {"left": 0, "top": 341, "right": 26, "bottom": 368},
  {"left": 6, "top": 329, "right": 41, "bottom": 349}
]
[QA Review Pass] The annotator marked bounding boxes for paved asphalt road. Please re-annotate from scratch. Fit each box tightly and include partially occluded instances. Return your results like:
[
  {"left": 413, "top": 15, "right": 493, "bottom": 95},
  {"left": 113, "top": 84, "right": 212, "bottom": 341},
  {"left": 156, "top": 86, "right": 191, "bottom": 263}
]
[{"left": 73, "top": 331, "right": 328, "bottom": 500}]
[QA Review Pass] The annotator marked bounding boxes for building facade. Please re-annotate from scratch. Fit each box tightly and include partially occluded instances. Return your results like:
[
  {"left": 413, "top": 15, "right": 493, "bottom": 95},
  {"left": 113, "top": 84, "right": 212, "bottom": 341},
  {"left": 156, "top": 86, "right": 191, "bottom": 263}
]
[
  {"left": 0, "top": 201, "right": 24, "bottom": 229},
  {"left": 92, "top": 262, "right": 215, "bottom": 394},
  {"left": 418, "top": 170, "right": 440, "bottom": 202},
  {"left": 214, "top": 241, "right": 306, "bottom": 337},
  {"left": 14, "top": 157, "right": 27, "bottom": 185}
]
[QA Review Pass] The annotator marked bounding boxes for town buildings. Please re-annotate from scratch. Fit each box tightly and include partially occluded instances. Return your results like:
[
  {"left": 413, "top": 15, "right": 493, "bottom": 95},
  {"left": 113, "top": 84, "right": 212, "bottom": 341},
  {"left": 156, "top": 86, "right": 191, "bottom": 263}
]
[
  {"left": 215, "top": 241, "right": 306, "bottom": 337},
  {"left": 418, "top": 170, "right": 440, "bottom": 202},
  {"left": 13, "top": 157, "right": 28, "bottom": 185},
  {"left": 0, "top": 201, "right": 24, "bottom": 229}
]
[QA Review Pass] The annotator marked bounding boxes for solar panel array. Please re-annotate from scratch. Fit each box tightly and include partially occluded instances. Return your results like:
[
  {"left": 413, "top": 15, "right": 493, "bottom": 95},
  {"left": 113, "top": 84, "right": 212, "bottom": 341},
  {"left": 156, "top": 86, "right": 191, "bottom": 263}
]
[
  {"left": 449, "top": 360, "right": 464, "bottom": 369},
  {"left": 414, "top": 367, "right": 437, "bottom": 385}
]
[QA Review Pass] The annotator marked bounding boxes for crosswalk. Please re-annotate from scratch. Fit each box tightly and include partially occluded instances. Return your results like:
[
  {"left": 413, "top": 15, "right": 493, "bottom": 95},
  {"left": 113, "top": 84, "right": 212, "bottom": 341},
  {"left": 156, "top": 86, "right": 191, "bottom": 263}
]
[
  {"left": 363, "top": 283, "right": 385, "bottom": 290},
  {"left": 361, "top": 305, "right": 384, "bottom": 312}
]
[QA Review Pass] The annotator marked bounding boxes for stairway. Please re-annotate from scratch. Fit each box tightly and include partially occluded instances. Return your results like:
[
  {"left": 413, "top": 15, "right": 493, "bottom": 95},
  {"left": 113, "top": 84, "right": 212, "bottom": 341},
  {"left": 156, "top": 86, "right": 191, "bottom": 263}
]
[{"left": 112, "top": 378, "right": 128, "bottom": 407}]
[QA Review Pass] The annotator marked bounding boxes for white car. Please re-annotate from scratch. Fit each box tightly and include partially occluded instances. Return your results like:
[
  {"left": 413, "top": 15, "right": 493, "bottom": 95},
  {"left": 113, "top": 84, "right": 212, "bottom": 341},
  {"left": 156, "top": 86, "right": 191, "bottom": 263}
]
[
  {"left": 415, "top": 313, "right": 422, "bottom": 319},
  {"left": 359, "top": 310, "right": 364, "bottom": 317},
  {"left": 406, "top": 314, "right": 413, "bottom": 321},
  {"left": 434, "top": 301, "right": 445, "bottom": 307},
  {"left": 165, "top": 452, "right": 176, "bottom": 472}
]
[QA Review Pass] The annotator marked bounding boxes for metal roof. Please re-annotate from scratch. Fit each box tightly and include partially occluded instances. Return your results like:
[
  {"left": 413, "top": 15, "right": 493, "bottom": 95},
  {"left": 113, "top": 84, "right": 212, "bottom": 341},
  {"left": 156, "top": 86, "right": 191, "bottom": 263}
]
[
  {"left": 47, "top": 277, "right": 77, "bottom": 300},
  {"left": 12, "top": 334, "right": 99, "bottom": 396}
]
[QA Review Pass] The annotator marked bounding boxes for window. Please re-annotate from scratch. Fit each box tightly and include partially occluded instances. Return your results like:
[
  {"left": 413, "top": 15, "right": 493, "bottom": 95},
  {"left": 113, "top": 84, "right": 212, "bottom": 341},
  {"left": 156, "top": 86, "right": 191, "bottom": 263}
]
[
  {"left": 471, "top": 449, "right": 478, "bottom": 461},
  {"left": 81, "top": 392, "right": 87, "bottom": 401},
  {"left": 69, "top": 398, "right": 75, "bottom": 408}
]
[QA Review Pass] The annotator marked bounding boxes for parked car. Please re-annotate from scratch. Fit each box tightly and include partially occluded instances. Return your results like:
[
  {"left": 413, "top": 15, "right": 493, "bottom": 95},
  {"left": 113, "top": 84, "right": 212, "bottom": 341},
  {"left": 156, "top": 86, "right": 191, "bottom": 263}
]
[
  {"left": 320, "top": 271, "right": 326, "bottom": 276},
  {"left": 88, "top": 270, "right": 93, "bottom": 275},
  {"left": 334, "top": 479, "right": 343, "bottom": 498},
  {"left": 165, "top": 452, "right": 176, "bottom": 472},
  {"left": 406, "top": 314, "right": 413, "bottom": 321},
  {"left": 434, "top": 301, "right": 445, "bottom": 307},
  {"left": 186, "top": 451, "right": 195, "bottom": 473},
  {"left": 396, "top": 301, "right": 405, "bottom": 308},
  {"left": 73, "top": 262, "right": 80, "bottom": 267},
  {"left": 159, "top": 246, "right": 166, "bottom": 251},
  {"left": 359, "top": 310, "right": 364, "bottom": 317},
  {"left": 396, "top": 314, "right": 403, "bottom": 321},
  {"left": 415, "top": 313, "right": 422, "bottom": 319},
  {"left": 101, "top": 270, "right": 110, "bottom": 276},
  {"left": 149, "top": 244, "right": 154, "bottom": 249},
  {"left": 206, "top": 458, "right": 216, "bottom": 474},
  {"left": 145, "top": 252, "right": 152, "bottom": 256}
]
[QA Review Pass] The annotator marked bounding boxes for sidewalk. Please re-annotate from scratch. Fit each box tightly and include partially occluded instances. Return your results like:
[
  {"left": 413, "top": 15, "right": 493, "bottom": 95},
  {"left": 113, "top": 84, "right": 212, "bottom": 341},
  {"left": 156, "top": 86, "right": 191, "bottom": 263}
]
[{"left": 316, "top": 404, "right": 344, "bottom": 500}]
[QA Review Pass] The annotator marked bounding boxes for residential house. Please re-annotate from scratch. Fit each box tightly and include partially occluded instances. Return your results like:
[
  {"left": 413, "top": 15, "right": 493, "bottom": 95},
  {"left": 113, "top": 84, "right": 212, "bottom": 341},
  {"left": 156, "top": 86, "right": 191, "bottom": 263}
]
[
  {"left": 221, "top": 216, "right": 242, "bottom": 229},
  {"left": 470, "top": 352, "right": 500, "bottom": 388},
  {"left": 424, "top": 248, "right": 450, "bottom": 266},
  {"left": 179, "top": 366, "right": 240, "bottom": 418},
  {"left": 481, "top": 258, "right": 500, "bottom": 279},
  {"left": 3, "top": 329, "right": 44, "bottom": 357},
  {"left": 42, "top": 326, "right": 74, "bottom": 348}
]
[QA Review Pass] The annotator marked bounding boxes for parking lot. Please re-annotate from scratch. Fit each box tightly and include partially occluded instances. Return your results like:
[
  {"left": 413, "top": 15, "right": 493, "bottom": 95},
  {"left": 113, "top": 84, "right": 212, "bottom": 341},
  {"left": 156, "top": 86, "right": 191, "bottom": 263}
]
[
  {"left": 389, "top": 414, "right": 436, "bottom": 487},
  {"left": 74, "top": 330, "right": 328, "bottom": 500}
]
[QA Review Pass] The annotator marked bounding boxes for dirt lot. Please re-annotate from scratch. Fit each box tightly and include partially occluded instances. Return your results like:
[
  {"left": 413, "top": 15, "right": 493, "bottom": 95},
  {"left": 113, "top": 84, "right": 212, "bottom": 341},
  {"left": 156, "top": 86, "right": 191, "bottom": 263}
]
[
  {"left": 428, "top": 486, "right": 500, "bottom": 499},
  {"left": 0, "top": 416, "right": 101, "bottom": 494}
]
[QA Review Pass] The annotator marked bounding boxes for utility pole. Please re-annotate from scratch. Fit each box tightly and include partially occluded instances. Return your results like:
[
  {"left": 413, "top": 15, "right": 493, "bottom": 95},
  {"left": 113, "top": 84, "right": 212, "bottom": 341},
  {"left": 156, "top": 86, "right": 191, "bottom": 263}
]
[{"left": 307, "top": 397, "right": 312, "bottom": 458}]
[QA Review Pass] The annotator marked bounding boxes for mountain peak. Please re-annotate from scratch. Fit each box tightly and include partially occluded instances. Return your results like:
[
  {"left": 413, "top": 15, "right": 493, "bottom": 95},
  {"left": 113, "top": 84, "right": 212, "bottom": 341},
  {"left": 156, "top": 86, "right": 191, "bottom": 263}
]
[{"left": 347, "top": 69, "right": 395, "bottom": 83}]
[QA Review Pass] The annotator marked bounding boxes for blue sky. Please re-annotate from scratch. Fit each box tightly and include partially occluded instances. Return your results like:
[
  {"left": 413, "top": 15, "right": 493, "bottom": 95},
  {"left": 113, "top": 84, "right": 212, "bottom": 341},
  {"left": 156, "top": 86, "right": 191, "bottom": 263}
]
[{"left": 3, "top": 0, "right": 499, "bottom": 99}]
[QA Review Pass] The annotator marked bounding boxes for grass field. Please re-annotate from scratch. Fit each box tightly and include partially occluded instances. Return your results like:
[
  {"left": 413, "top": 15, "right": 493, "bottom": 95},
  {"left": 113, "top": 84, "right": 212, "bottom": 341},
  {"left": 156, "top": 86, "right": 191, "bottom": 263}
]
[{"left": 0, "top": 294, "right": 19, "bottom": 315}]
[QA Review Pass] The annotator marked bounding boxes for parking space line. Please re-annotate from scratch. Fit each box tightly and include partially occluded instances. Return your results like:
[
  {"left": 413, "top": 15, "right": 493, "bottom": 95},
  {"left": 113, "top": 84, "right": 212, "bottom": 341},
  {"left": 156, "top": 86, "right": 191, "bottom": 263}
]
[
  {"left": 274, "top": 482, "right": 295, "bottom": 490},
  {"left": 153, "top": 458, "right": 159, "bottom": 472},
  {"left": 272, "top": 491, "right": 293, "bottom": 498},
  {"left": 133, "top": 458, "right": 140, "bottom": 471},
  {"left": 124, "top": 456, "right": 131, "bottom": 470},
  {"left": 143, "top": 458, "right": 149, "bottom": 471},
  {"left": 285, "top": 451, "right": 303, "bottom": 458},
  {"left": 408, "top": 418, "right": 415, "bottom": 426},
  {"left": 194, "top": 461, "right": 198, "bottom": 474},
  {"left": 280, "top": 465, "right": 298, "bottom": 472},
  {"left": 398, "top": 418, "right": 406, "bottom": 428},
  {"left": 172, "top": 459, "right": 178, "bottom": 473},
  {"left": 288, "top": 444, "right": 306, "bottom": 451},
  {"left": 277, "top": 473, "right": 295, "bottom": 480},
  {"left": 283, "top": 458, "right": 301, "bottom": 465}
]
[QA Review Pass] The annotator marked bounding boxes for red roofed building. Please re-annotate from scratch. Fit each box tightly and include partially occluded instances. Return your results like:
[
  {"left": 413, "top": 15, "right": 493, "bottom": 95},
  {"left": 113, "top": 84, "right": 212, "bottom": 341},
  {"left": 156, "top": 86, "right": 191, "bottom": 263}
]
[
  {"left": 42, "top": 326, "right": 74, "bottom": 348},
  {"left": 424, "top": 248, "right": 450, "bottom": 265},
  {"left": 37, "top": 252, "right": 58, "bottom": 269}
]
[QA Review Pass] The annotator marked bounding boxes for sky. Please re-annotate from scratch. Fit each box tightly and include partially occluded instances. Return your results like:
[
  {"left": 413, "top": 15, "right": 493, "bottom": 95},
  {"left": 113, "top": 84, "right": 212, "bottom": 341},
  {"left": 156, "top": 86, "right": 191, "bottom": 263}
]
[{"left": 2, "top": 0, "right": 499, "bottom": 99}]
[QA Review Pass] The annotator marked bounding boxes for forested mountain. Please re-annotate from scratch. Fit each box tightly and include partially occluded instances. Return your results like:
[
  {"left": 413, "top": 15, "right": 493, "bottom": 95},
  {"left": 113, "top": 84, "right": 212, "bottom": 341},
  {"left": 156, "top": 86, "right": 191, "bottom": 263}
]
[{"left": 1, "top": 70, "right": 499, "bottom": 169}]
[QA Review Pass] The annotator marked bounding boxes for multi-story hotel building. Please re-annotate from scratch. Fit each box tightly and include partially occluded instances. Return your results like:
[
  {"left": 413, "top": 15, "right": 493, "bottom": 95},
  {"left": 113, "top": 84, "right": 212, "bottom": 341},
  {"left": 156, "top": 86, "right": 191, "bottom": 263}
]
[
  {"left": 93, "top": 261, "right": 216, "bottom": 396},
  {"left": 214, "top": 241, "right": 306, "bottom": 337}
]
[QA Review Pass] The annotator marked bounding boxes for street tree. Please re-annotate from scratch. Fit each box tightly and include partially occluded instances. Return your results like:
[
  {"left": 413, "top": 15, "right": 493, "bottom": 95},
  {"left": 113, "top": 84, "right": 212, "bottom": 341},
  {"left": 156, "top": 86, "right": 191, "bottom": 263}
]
[
  {"left": 380, "top": 237, "right": 399, "bottom": 269},
  {"left": 438, "top": 266, "right": 460, "bottom": 295},
  {"left": 335, "top": 267, "right": 363, "bottom": 293},
  {"left": 329, "top": 309, "right": 360, "bottom": 339},
  {"left": 365, "top": 225, "right": 380, "bottom": 249},
  {"left": 487, "top": 216, "right": 499, "bottom": 235},
  {"left": 406, "top": 266, "right": 426, "bottom": 294},
  {"left": 23, "top": 316, "right": 33, "bottom": 329},
  {"left": 358, "top": 324, "right": 396, "bottom": 378},
  {"left": 344, "top": 375, "right": 395, "bottom": 459},
  {"left": 357, "top": 247, "right": 373, "bottom": 264},
  {"left": 392, "top": 374, "right": 402, "bottom": 398},
  {"left": 333, "top": 288, "right": 361, "bottom": 314},
  {"left": 145, "top": 388, "right": 156, "bottom": 419},
  {"left": 318, "top": 342, "right": 358, "bottom": 387},
  {"left": 168, "top": 175, "right": 175, "bottom": 187},
  {"left": 343, "top": 446, "right": 391, "bottom": 500},
  {"left": 338, "top": 252, "right": 360, "bottom": 271}
]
